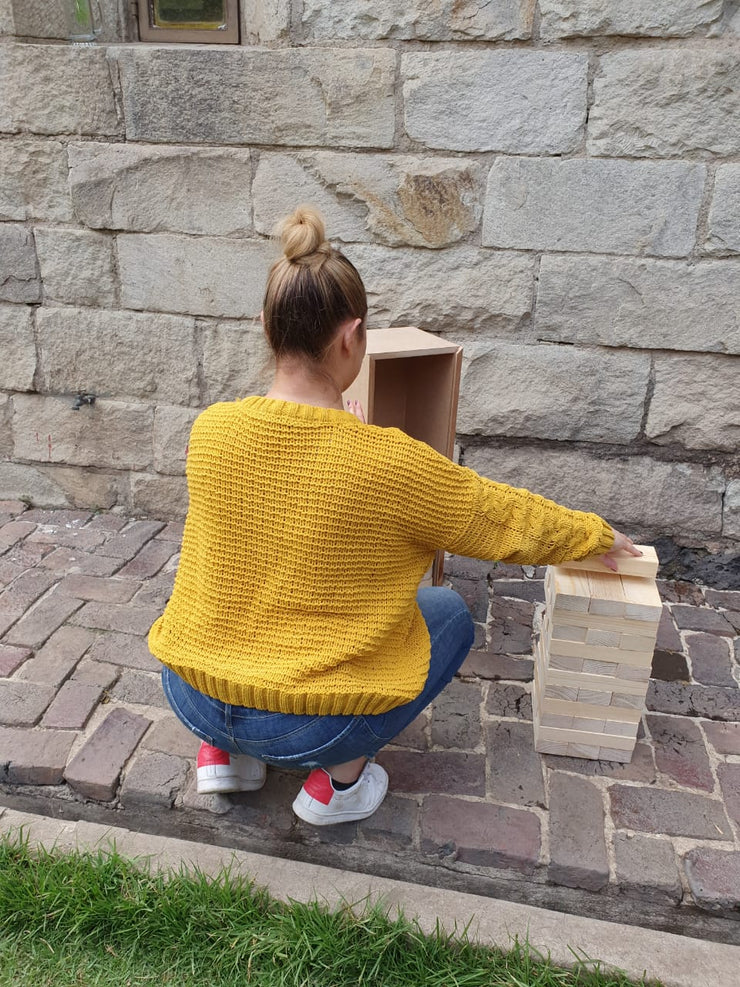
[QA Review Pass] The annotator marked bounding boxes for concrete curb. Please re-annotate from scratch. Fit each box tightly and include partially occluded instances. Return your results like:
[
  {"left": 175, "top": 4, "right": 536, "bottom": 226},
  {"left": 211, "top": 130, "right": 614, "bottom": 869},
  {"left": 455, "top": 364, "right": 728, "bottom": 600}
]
[{"left": 1, "top": 807, "right": 738, "bottom": 987}]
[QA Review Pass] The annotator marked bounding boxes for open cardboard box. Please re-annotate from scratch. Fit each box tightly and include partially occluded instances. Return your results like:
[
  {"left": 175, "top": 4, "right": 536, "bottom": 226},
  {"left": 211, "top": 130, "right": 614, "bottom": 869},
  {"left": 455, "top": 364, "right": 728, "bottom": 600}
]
[{"left": 342, "top": 327, "right": 463, "bottom": 585}]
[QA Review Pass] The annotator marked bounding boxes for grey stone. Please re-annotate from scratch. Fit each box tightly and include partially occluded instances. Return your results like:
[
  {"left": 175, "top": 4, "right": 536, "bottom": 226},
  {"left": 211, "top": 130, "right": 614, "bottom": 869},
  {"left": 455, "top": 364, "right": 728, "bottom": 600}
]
[
  {"left": 485, "top": 683, "right": 532, "bottom": 719},
  {"left": 85, "top": 631, "right": 161, "bottom": 672},
  {"left": 0, "top": 463, "right": 119, "bottom": 510},
  {"left": 542, "top": 742, "right": 657, "bottom": 785},
  {"left": 486, "top": 720, "right": 545, "bottom": 807},
  {"left": 589, "top": 49, "right": 740, "bottom": 157},
  {"left": 111, "top": 46, "right": 395, "bottom": 148},
  {"left": 536, "top": 255, "right": 740, "bottom": 354},
  {"left": 0, "top": 0, "right": 12, "bottom": 33},
  {"left": 457, "top": 342, "right": 649, "bottom": 444},
  {"left": 4, "top": 587, "right": 84, "bottom": 649},
  {"left": 141, "top": 717, "right": 200, "bottom": 759},
  {"left": 647, "top": 680, "right": 740, "bottom": 721},
  {"left": 13, "top": 396, "right": 153, "bottom": 470},
  {"left": 35, "top": 228, "right": 116, "bottom": 308},
  {"left": 8, "top": 0, "right": 126, "bottom": 43},
  {"left": 464, "top": 445, "right": 725, "bottom": 536},
  {"left": 0, "top": 304, "right": 35, "bottom": 391},
  {"left": 120, "top": 750, "right": 188, "bottom": 807},
  {"left": 0, "top": 725, "right": 76, "bottom": 786},
  {"left": 118, "top": 233, "right": 275, "bottom": 319},
  {"left": 304, "top": 0, "right": 532, "bottom": 40},
  {"left": 0, "top": 43, "right": 121, "bottom": 136},
  {"left": 540, "top": 0, "right": 722, "bottom": 38},
  {"left": 707, "top": 165, "right": 740, "bottom": 255},
  {"left": 64, "top": 706, "right": 151, "bottom": 801},
  {"left": 153, "top": 406, "right": 199, "bottom": 476},
  {"left": 483, "top": 157, "right": 704, "bottom": 257},
  {"left": 37, "top": 307, "right": 198, "bottom": 405},
  {"left": 402, "top": 51, "right": 586, "bottom": 153},
  {"left": 201, "top": 321, "right": 271, "bottom": 405},
  {"left": 614, "top": 834, "right": 682, "bottom": 905},
  {"left": 646, "top": 713, "right": 714, "bottom": 791},
  {"left": 430, "top": 678, "right": 481, "bottom": 749},
  {"left": 240, "top": 0, "right": 291, "bottom": 43},
  {"left": 646, "top": 354, "right": 739, "bottom": 451},
  {"left": 68, "top": 142, "right": 254, "bottom": 236},
  {"left": 346, "top": 244, "right": 534, "bottom": 335},
  {"left": 129, "top": 474, "right": 188, "bottom": 519},
  {"left": 109, "top": 669, "right": 167, "bottom": 708},
  {"left": 610, "top": 785, "right": 733, "bottom": 839},
  {"left": 724, "top": 480, "right": 740, "bottom": 539},
  {"left": 0, "top": 138, "right": 72, "bottom": 222},
  {"left": 717, "top": 763, "right": 740, "bottom": 827},
  {"left": 684, "top": 848, "right": 740, "bottom": 913},
  {"left": 548, "top": 773, "right": 609, "bottom": 891},
  {"left": 0, "top": 681, "right": 55, "bottom": 726},
  {"left": 0, "top": 224, "right": 39, "bottom": 303},
  {"left": 358, "top": 794, "right": 417, "bottom": 850},
  {"left": 686, "top": 633, "right": 736, "bottom": 687},
  {"left": 253, "top": 151, "right": 485, "bottom": 249}
]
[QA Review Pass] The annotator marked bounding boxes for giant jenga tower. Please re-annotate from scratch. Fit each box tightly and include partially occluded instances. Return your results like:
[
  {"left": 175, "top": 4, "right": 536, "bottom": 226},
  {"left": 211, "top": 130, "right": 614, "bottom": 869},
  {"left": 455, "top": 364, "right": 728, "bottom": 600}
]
[{"left": 533, "top": 547, "right": 661, "bottom": 762}]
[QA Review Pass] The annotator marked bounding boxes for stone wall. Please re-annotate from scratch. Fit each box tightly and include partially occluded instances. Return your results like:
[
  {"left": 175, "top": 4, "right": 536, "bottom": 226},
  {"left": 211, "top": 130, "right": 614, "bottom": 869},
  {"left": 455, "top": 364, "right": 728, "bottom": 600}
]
[{"left": 0, "top": 0, "right": 738, "bottom": 549}]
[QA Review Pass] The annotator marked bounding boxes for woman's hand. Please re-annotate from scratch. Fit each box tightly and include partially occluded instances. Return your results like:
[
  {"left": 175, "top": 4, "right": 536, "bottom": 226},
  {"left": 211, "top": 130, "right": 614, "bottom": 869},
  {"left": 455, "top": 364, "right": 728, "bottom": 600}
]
[
  {"left": 346, "top": 399, "right": 366, "bottom": 423},
  {"left": 598, "top": 528, "right": 642, "bottom": 572}
]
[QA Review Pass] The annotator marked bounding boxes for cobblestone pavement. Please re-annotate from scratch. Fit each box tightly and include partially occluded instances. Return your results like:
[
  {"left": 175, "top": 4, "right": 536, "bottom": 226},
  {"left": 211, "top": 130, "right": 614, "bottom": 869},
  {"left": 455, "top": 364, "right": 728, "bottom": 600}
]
[{"left": 1, "top": 501, "right": 738, "bottom": 942}]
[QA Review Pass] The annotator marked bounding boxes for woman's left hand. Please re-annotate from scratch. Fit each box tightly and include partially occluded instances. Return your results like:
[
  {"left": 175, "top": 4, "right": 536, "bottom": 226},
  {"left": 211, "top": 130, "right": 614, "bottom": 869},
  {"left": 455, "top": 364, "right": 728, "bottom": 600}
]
[
  {"left": 598, "top": 528, "right": 642, "bottom": 572},
  {"left": 346, "top": 400, "right": 366, "bottom": 423}
]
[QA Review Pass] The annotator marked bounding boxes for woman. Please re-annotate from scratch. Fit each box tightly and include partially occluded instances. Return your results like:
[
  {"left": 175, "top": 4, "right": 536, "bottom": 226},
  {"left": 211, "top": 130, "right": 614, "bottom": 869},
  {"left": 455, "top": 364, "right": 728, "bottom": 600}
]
[{"left": 149, "top": 206, "right": 639, "bottom": 827}]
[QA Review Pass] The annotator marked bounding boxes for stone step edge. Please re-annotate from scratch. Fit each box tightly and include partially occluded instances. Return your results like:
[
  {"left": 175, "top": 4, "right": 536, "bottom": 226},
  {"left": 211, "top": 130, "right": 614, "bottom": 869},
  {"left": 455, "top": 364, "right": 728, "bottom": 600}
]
[{"left": 0, "top": 807, "right": 737, "bottom": 987}]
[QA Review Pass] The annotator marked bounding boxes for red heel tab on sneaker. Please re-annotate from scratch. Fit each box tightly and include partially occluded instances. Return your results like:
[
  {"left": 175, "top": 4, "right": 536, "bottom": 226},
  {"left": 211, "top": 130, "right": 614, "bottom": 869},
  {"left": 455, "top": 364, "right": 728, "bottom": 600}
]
[
  {"left": 303, "top": 769, "right": 334, "bottom": 805},
  {"left": 197, "top": 744, "right": 231, "bottom": 768}
]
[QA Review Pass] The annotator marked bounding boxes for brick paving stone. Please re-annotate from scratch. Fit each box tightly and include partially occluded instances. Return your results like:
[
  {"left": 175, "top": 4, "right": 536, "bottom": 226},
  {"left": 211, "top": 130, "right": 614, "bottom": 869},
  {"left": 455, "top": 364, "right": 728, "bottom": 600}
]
[
  {"left": 16, "top": 625, "right": 96, "bottom": 686},
  {"left": 71, "top": 658, "right": 120, "bottom": 690},
  {"left": 376, "top": 751, "right": 485, "bottom": 796},
  {"left": 686, "top": 632, "right": 736, "bottom": 688},
  {"left": 180, "top": 779, "right": 231, "bottom": 815},
  {"left": 358, "top": 793, "right": 417, "bottom": 850},
  {"left": 656, "top": 607, "right": 682, "bottom": 652},
  {"left": 683, "top": 848, "right": 740, "bottom": 913},
  {"left": 448, "top": 576, "right": 489, "bottom": 622},
  {"left": 486, "top": 720, "right": 546, "bottom": 807},
  {"left": 64, "top": 706, "right": 152, "bottom": 801},
  {"left": 0, "top": 520, "right": 35, "bottom": 554},
  {"left": 613, "top": 833, "right": 682, "bottom": 904},
  {"left": 154, "top": 521, "right": 185, "bottom": 543},
  {"left": 56, "top": 575, "right": 141, "bottom": 603},
  {"left": 702, "top": 720, "right": 740, "bottom": 755},
  {"left": 41, "top": 680, "right": 103, "bottom": 730},
  {"left": 430, "top": 678, "right": 481, "bottom": 749},
  {"left": 704, "top": 589, "right": 740, "bottom": 610},
  {"left": 109, "top": 669, "right": 167, "bottom": 707},
  {"left": 0, "top": 569, "right": 59, "bottom": 636},
  {"left": 227, "top": 770, "right": 298, "bottom": 837},
  {"left": 459, "top": 651, "right": 534, "bottom": 681},
  {"left": 656, "top": 580, "right": 704, "bottom": 606},
  {"left": 95, "top": 520, "right": 166, "bottom": 560},
  {"left": 39, "top": 547, "right": 122, "bottom": 576},
  {"left": 118, "top": 540, "right": 178, "bottom": 580},
  {"left": 0, "top": 726, "right": 76, "bottom": 785},
  {"left": 27, "top": 526, "right": 105, "bottom": 552},
  {"left": 485, "top": 682, "right": 532, "bottom": 719},
  {"left": 140, "top": 716, "right": 200, "bottom": 759},
  {"left": 421, "top": 794, "right": 540, "bottom": 873},
  {"left": 389, "top": 714, "right": 427, "bottom": 750},
  {"left": 0, "top": 500, "right": 29, "bottom": 516},
  {"left": 83, "top": 513, "right": 129, "bottom": 533},
  {"left": 650, "top": 650, "right": 690, "bottom": 682},
  {"left": 646, "top": 713, "right": 714, "bottom": 792},
  {"left": 3, "top": 540, "right": 55, "bottom": 568},
  {"left": 548, "top": 773, "right": 609, "bottom": 892},
  {"left": 488, "top": 598, "right": 535, "bottom": 655},
  {"left": 726, "top": 610, "right": 740, "bottom": 633},
  {"left": 119, "top": 750, "right": 189, "bottom": 808},
  {"left": 646, "top": 681, "right": 740, "bottom": 721},
  {"left": 0, "top": 644, "right": 30, "bottom": 677},
  {"left": 0, "top": 558, "right": 24, "bottom": 587},
  {"left": 0, "top": 681, "right": 55, "bottom": 726},
  {"left": 4, "top": 588, "right": 83, "bottom": 649},
  {"left": 131, "top": 572, "right": 174, "bottom": 609},
  {"left": 85, "top": 631, "right": 161, "bottom": 671},
  {"left": 543, "top": 741, "right": 656, "bottom": 784},
  {"left": 492, "top": 580, "right": 545, "bottom": 604},
  {"left": 21, "top": 509, "right": 92, "bottom": 526},
  {"left": 447, "top": 556, "right": 495, "bottom": 580},
  {"left": 717, "top": 763, "right": 740, "bottom": 827},
  {"left": 672, "top": 605, "right": 734, "bottom": 637},
  {"left": 70, "top": 601, "right": 160, "bottom": 635},
  {"left": 610, "top": 786, "right": 732, "bottom": 840}
]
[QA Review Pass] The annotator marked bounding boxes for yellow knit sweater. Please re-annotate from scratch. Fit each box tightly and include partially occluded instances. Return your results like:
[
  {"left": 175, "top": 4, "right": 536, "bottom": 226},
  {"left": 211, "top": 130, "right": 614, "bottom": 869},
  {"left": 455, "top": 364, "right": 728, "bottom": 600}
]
[{"left": 148, "top": 397, "right": 614, "bottom": 716}]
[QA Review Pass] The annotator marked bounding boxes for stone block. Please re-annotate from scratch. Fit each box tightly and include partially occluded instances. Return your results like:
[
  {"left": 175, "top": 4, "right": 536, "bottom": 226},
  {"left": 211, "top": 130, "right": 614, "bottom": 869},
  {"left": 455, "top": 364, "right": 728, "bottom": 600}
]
[
  {"left": 613, "top": 834, "right": 682, "bottom": 905},
  {"left": 0, "top": 224, "right": 39, "bottom": 303},
  {"left": 610, "top": 785, "right": 732, "bottom": 839},
  {"left": 0, "top": 138, "right": 72, "bottom": 222},
  {"left": 41, "top": 680, "right": 103, "bottom": 730},
  {"left": 430, "top": 678, "right": 481, "bottom": 749},
  {"left": 402, "top": 51, "right": 586, "bottom": 153},
  {"left": 375, "top": 750, "right": 485, "bottom": 796},
  {"left": 647, "top": 680, "right": 740, "bottom": 721},
  {"left": 457, "top": 342, "right": 649, "bottom": 444},
  {"left": 12, "top": 395, "right": 154, "bottom": 470},
  {"left": 686, "top": 633, "right": 736, "bottom": 687},
  {"left": 0, "top": 725, "right": 76, "bottom": 785},
  {"left": 0, "top": 681, "right": 55, "bottom": 726},
  {"left": 35, "top": 228, "right": 116, "bottom": 308},
  {"left": 488, "top": 597, "right": 536, "bottom": 656},
  {"left": 240, "top": 0, "right": 291, "bottom": 43},
  {"left": 421, "top": 794, "right": 540, "bottom": 873},
  {"left": 64, "top": 706, "right": 151, "bottom": 801},
  {"left": 56, "top": 575, "right": 139, "bottom": 604},
  {"left": 651, "top": 650, "right": 689, "bottom": 682},
  {"left": 485, "top": 683, "right": 532, "bottom": 719},
  {"left": 540, "top": 0, "right": 722, "bottom": 38},
  {"left": 304, "top": 0, "right": 532, "bottom": 40},
  {"left": 542, "top": 742, "right": 656, "bottom": 784},
  {"left": 707, "top": 165, "right": 740, "bottom": 255},
  {"left": 68, "top": 142, "right": 254, "bottom": 236},
  {"left": 140, "top": 716, "right": 200, "bottom": 759},
  {"left": 85, "top": 631, "right": 161, "bottom": 672},
  {"left": 0, "top": 304, "right": 35, "bottom": 391},
  {"left": 0, "top": 568, "right": 58, "bottom": 636},
  {"left": 646, "top": 354, "right": 739, "bottom": 451},
  {"left": 483, "top": 158, "right": 704, "bottom": 257},
  {"left": 37, "top": 307, "right": 198, "bottom": 405},
  {"left": 8, "top": 0, "right": 126, "bottom": 43},
  {"left": 390, "top": 713, "right": 427, "bottom": 750},
  {"left": 703, "top": 721, "right": 740, "bottom": 755},
  {"left": 717, "top": 763, "right": 740, "bottom": 826},
  {"left": 464, "top": 445, "right": 725, "bottom": 535},
  {"left": 646, "top": 713, "right": 714, "bottom": 791},
  {"left": 0, "top": 0, "right": 12, "bottom": 33},
  {"left": 459, "top": 651, "right": 534, "bottom": 681},
  {"left": 120, "top": 750, "right": 188, "bottom": 807},
  {"left": 358, "top": 793, "right": 417, "bottom": 850},
  {"left": 486, "top": 720, "right": 545, "bottom": 807},
  {"left": 4, "top": 586, "right": 84, "bottom": 649},
  {"left": 684, "top": 848, "right": 740, "bottom": 913},
  {"left": 254, "top": 151, "right": 484, "bottom": 249},
  {"left": 118, "top": 540, "right": 176, "bottom": 580},
  {"left": 589, "top": 49, "right": 740, "bottom": 157},
  {"left": 153, "top": 406, "right": 198, "bottom": 476},
  {"left": 0, "top": 643, "right": 30, "bottom": 676},
  {"left": 129, "top": 473, "right": 188, "bottom": 519},
  {"left": 724, "top": 480, "right": 740, "bottom": 539},
  {"left": 118, "top": 233, "right": 274, "bottom": 319},
  {"left": 95, "top": 519, "right": 164, "bottom": 561},
  {"left": 0, "top": 43, "right": 121, "bottom": 136},
  {"left": 548, "top": 773, "right": 609, "bottom": 891},
  {"left": 17, "top": 625, "right": 96, "bottom": 686},
  {"left": 673, "top": 606, "right": 735, "bottom": 636},
  {"left": 346, "top": 244, "right": 534, "bottom": 335},
  {"left": 111, "top": 46, "right": 395, "bottom": 148},
  {"left": 537, "top": 255, "right": 740, "bottom": 354},
  {"left": 201, "top": 321, "right": 271, "bottom": 405},
  {"left": 71, "top": 601, "right": 160, "bottom": 636},
  {"left": 71, "top": 658, "right": 119, "bottom": 690}
]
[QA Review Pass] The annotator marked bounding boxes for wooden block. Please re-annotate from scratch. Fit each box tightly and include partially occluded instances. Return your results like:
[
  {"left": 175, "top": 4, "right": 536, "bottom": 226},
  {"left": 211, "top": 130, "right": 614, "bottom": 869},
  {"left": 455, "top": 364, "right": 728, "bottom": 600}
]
[
  {"left": 620, "top": 632, "right": 658, "bottom": 653},
  {"left": 558, "top": 545, "right": 659, "bottom": 579},
  {"left": 610, "top": 692, "right": 645, "bottom": 710},
  {"left": 577, "top": 688, "right": 612, "bottom": 706},
  {"left": 585, "top": 628, "right": 622, "bottom": 648},
  {"left": 582, "top": 659, "right": 619, "bottom": 676},
  {"left": 535, "top": 724, "right": 636, "bottom": 751},
  {"left": 617, "top": 663, "right": 652, "bottom": 682},
  {"left": 544, "top": 685, "right": 579, "bottom": 702},
  {"left": 548, "top": 637, "right": 653, "bottom": 667},
  {"left": 546, "top": 667, "right": 646, "bottom": 695},
  {"left": 551, "top": 622, "right": 588, "bottom": 643},
  {"left": 540, "top": 696, "right": 641, "bottom": 724},
  {"left": 540, "top": 713, "right": 574, "bottom": 729},
  {"left": 550, "top": 608, "right": 660, "bottom": 635},
  {"left": 572, "top": 717, "right": 605, "bottom": 732},
  {"left": 597, "top": 747, "right": 633, "bottom": 762},
  {"left": 620, "top": 574, "right": 662, "bottom": 621},
  {"left": 603, "top": 720, "right": 639, "bottom": 738},
  {"left": 587, "top": 571, "right": 626, "bottom": 617},
  {"left": 535, "top": 738, "right": 570, "bottom": 756},
  {"left": 549, "top": 568, "right": 590, "bottom": 612},
  {"left": 568, "top": 743, "right": 601, "bottom": 759},
  {"left": 549, "top": 654, "right": 585, "bottom": 673}
]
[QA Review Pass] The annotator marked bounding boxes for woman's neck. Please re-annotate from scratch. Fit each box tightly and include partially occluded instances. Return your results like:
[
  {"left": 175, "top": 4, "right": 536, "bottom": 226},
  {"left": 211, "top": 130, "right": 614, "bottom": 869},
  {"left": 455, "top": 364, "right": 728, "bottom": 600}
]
[{"left": 266, "top": 360, "right": 345, "bottom": 411}]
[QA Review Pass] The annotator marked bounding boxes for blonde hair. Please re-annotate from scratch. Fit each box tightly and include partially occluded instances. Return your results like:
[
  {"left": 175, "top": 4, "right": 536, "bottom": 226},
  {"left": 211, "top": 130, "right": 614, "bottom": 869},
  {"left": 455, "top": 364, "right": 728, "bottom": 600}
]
[{"left": 263, "top": 206, "right": 367, "bottom": 361}]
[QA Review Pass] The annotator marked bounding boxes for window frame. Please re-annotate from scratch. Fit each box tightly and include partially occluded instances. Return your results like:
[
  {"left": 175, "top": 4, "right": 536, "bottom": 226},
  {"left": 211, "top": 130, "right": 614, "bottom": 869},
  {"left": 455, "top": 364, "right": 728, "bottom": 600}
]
[{"left": 137, "top": 0, "right": 240, "bottom": 44}]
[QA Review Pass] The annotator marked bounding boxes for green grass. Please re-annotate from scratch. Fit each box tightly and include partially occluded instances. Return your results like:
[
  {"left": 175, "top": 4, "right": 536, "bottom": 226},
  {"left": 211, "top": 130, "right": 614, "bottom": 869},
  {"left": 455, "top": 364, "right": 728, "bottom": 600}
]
[{"left": 0, "top": 832, "right": 661, "bottom": 987}]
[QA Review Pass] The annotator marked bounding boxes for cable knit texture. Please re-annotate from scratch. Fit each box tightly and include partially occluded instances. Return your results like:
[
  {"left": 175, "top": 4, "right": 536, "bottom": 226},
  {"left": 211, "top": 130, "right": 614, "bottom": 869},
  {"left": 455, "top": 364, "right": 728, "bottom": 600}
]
[{"left": 149, "top": 397, "right": 614, "bottom": 715}]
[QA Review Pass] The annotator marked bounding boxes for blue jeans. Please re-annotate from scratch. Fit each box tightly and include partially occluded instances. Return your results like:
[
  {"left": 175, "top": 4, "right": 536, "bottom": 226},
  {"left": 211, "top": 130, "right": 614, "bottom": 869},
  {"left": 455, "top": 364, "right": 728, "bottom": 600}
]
[{"left": 161, "top": 586, "right": 474, "bottom": 769}]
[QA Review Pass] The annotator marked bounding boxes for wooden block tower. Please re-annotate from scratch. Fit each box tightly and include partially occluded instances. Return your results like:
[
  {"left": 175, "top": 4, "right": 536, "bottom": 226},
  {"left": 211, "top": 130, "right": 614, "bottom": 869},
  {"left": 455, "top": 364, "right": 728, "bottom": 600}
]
[{"left": 533, "top": 547, "right": 661, "bottom": 762}]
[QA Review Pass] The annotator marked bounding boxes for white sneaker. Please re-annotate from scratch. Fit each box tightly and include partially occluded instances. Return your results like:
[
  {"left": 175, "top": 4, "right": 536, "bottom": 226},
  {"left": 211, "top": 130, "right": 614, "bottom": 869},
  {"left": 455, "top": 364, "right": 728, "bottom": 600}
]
[
  {"left": 292, "top": 763, "right": 388, "bottom": 826},
  {"left": 196, "top": 742, "right": 266, "bottom": 794}
]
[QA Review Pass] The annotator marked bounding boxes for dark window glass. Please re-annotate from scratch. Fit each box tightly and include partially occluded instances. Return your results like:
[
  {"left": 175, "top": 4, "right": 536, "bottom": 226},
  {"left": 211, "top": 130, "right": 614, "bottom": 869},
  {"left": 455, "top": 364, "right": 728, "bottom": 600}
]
[{"left": 152, "top": 1, "right": 227, "bottom": 29}]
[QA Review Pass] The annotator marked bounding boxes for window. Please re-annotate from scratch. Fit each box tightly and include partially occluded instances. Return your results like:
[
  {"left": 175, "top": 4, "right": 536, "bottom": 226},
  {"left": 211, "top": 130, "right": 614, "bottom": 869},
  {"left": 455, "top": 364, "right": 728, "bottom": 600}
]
[{"left": 138, "top": 0, "right": 240, "bottom": 43}]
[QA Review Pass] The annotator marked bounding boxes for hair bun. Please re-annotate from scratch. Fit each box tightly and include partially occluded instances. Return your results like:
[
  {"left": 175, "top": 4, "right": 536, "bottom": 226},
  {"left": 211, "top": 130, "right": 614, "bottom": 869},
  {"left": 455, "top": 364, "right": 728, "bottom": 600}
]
[{"left": 279, "top": 205, "right": 331, "bottom": 263}]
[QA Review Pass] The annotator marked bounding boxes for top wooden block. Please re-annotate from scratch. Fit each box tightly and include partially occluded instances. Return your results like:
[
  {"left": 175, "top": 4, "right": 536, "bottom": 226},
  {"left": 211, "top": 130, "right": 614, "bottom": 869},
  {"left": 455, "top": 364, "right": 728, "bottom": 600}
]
[
  {"left": 557, "top": 545, "right": 658, "bottom": 579},
  {"left": 365, "top": 326, "right": 461, "bottom": 358}
]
